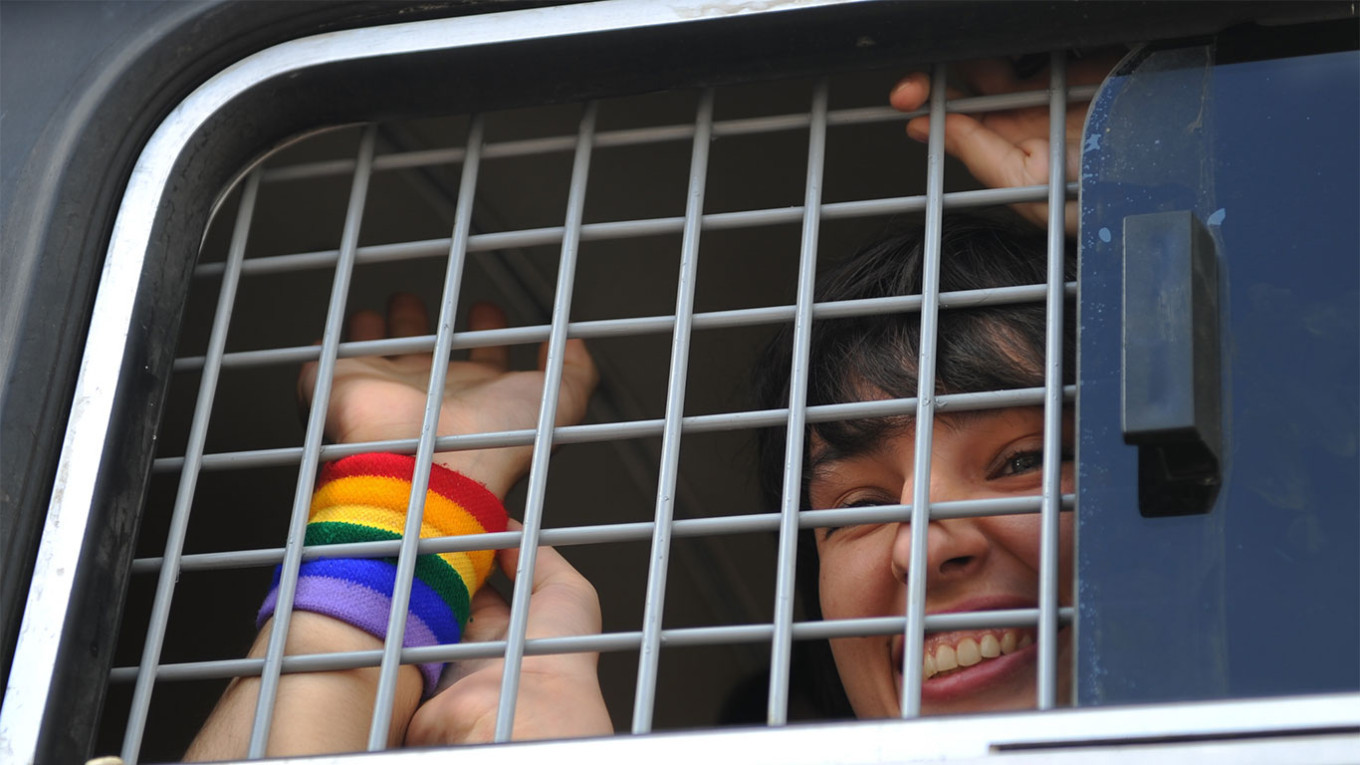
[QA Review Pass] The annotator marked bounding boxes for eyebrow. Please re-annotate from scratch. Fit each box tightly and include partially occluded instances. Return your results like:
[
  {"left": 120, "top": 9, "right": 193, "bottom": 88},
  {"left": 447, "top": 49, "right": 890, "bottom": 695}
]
[
  {"left": 804, "top": 409, "right": 997, "bottom": 483},
  {"left": 806, "top": 443, "right": 861, "bottom": 483},
  {"left": 806, "top": 420, "right": 913, "bottom": 483}
]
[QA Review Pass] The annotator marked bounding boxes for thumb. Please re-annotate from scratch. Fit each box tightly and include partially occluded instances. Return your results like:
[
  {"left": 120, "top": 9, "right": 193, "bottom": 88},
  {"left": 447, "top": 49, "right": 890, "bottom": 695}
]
[
  {"left": 497, "top": 519, "right": 601, "bottom": 640},
  {"left": 562, "top": 339, "right": 598, "bottom": 387}
]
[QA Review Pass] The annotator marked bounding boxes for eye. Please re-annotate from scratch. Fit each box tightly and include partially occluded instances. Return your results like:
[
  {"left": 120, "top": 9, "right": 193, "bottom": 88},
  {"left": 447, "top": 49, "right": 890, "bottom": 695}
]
[
  {"left": 990, "top": 446, "right": 1074, "bottom": 480},
  {"left": 819, "top": 495, "right": 896, "bottom": 539},
  {"left": 997, "top": 449, "right": 1044, "bottom": 477},
  {"left": 838, "top": 496, "right": 891, "bottom": 509}
]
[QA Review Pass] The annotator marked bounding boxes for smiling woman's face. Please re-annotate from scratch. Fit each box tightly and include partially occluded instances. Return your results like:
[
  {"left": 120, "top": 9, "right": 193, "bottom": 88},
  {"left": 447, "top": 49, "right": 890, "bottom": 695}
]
[{"left": 809, "top": 406, "right": 1074, "bottom": 718}]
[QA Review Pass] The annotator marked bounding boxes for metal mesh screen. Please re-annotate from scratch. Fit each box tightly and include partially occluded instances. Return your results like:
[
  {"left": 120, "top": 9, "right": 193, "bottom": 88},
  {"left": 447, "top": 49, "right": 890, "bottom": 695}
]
[
  {"left": 90, "top": 53, "right": 1082, "bottom": 756},
  {"left": 4, "top": 6, "right": 1356, "bottom": 765},
  {"left": 91, "top": 55, "right": 1089, "bottom": 762},
  {"left": 93, "top": 58, "right": 1093, "bottom": 756}
]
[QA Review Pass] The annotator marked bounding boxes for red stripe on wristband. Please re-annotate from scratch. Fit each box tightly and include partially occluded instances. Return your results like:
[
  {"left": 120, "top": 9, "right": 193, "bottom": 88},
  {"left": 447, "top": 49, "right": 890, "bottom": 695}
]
[{"left": 319, "top": 453, "right": 508, "bottom": 534}]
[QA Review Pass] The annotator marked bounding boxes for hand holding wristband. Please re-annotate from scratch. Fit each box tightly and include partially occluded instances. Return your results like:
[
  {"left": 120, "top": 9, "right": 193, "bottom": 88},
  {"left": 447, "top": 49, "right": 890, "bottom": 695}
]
[{"left": 258, "top": 453, "right": 508, "bottom": 697}]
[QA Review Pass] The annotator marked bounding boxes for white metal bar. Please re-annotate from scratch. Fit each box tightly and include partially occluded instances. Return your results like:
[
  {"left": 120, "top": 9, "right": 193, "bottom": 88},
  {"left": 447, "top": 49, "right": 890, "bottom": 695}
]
[
  {"left": 171, "top": 281, "right": 1073, "bottom": 374},
  {"left": 251, "top": 85, "right": 1098, "bottom": 185},
  {"left": 118, "top": 170, "right": 260, "bottom": 764},
  {"left": 492, "top": 102, "right": 598, "bottom": 742},
  {"left": 190, "top": 183, "right": 1076, "bottom": 280},
  {"left": 112, "top": 607, "right": 1077, "bottom": 685},
  {"left": 127, "top": 494, "right": 1076, "bottom": 582},
  {"left": 767, "top": 78, "right": 829, "bottom": 725},
  {"left": 900, "top": 64, "right": 950, "bottom": 719},
  {"left": 1037, "top": 51, "right": 1069, "bottom": 711},
  {"left": 247, "top": 126, "right": 378, "bottom": 758},
  {"left": 151, "top": 385, "right": 1075, "bottom": 474},
  {"left": 366, "top": 116, "right": 487, "bottom": 748},
  {"left": 632, "top": 88, "right": 715, "bottom": 733}
]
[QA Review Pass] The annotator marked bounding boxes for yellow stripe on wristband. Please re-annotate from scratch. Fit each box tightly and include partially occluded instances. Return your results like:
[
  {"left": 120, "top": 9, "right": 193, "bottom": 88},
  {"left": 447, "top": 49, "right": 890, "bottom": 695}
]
[
  {"left": 312, "top": 474, "right": 493, "bottom": 536},
  {"left": 310, "top": 503, "right": 489, "bottom": 590}
]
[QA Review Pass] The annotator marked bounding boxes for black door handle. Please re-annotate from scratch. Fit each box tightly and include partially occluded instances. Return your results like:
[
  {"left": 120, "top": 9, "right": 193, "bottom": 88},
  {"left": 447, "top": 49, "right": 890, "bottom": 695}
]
[{"left": 1121, "top": 211, "right": 1222, "bottom": 516}]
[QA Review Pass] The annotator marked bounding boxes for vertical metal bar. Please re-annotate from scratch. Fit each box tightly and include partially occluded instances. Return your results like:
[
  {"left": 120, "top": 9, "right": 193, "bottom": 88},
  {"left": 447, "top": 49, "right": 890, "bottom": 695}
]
[
  {"left": 631, "top": 89, "right": 715, "bottom": 734},
  {"left": 1037, "top": 51, "right": 1068, "bottom": 711},
  {"left": 493, "top": 102, "right": 598, "bottom": 742},
  {"left": 767, "top": 78, "right": 829, "bottom": 726},
  {"left": 248, "top": 126, "right": 378, "bottom": 758},
  {"left": 119, "top": 171, "right": 262, "bottom": 764},
  {"left": 365, "top": 116, "right": 487, "bottom": 748},
  {"left": 900, "top": 64, "right": 949, "bottom": 719}
]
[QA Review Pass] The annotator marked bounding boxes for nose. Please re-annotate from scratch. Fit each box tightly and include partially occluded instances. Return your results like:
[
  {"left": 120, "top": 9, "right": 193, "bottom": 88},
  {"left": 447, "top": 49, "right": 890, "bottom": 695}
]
[{"left": 889, "top": 475, "right": 990, "bottom": 586}]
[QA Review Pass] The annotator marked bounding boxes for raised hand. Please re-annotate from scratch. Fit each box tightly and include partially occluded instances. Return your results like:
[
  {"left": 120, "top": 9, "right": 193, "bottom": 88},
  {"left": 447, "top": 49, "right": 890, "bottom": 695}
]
[
  {"left": 186, "top": 296, "right": 603, "bottom": 760},
  {"left": 889, "top": 52, "right": 1123, "bottom": 234},
  {"left": 406, "top": 521, "right": 612, "bottom": 745},
  {"left": 298, "top": 294, "right": 599, "bottom": 498}
]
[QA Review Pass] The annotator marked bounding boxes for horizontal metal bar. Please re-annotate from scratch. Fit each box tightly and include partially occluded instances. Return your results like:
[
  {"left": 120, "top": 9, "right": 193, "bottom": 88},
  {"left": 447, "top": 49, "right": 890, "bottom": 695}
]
[
  {"left": 153, "top": 385, "right": 1073, "bottom": 472},
  {"left": 130, "top": 492, "right": 1076, "bottom": 574},
  {"left": 256, "top": 85, "right": 1098, "bottom": 184},
  {"left": 192, "top": 182, "right": 1077, "bottom": 278},
  {"left": 109, "top": 606, "right": 1074, "bottom": 683},
  {"left": 173, "top": 281, "right": 1075, "bottom": 372}
]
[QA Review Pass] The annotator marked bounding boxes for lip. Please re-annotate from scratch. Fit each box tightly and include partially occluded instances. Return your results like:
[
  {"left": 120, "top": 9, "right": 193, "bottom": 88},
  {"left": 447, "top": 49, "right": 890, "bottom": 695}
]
[{"left": 891, "top": 595, "right": 1062, "bottom": 708}]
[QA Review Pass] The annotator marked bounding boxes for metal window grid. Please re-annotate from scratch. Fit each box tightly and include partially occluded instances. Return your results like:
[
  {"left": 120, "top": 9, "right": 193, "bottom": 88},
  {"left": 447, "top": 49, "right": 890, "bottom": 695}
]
[
  {"left": 5, "top": 3, "right": 1356, "bottom": 765},
  {"left": 120, "top": 57, "right": 1081, "bottom": 762}
]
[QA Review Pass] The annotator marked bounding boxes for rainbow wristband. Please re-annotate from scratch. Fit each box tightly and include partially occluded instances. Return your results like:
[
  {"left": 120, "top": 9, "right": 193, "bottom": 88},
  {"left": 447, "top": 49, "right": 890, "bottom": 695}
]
[{"left": 258, "top": 453, "right": 508, "bottom": 698}]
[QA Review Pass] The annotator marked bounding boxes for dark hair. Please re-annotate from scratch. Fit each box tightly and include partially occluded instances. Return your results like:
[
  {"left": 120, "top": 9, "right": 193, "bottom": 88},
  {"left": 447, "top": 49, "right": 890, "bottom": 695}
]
[{"left": 752, "top": 214, "right": 1075, "bottom": 716}]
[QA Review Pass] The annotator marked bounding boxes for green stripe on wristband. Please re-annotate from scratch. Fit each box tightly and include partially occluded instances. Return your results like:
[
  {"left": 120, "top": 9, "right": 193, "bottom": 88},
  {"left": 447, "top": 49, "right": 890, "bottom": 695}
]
[{"left": 305, "top": 521, "right": 473, "bottom": 627}]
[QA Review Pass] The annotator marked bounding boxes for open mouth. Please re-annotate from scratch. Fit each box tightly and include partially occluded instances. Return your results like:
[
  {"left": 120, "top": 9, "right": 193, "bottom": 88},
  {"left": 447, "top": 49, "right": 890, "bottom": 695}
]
[
  {"left": 890, "top": 621, "right": 1070, "bottom": 707},
  {"left": 921, "top": 628, "right": 1034, "bottom": 679},
  {"left": 886, "top": 597, "right": 1073, "bottom": 707}
]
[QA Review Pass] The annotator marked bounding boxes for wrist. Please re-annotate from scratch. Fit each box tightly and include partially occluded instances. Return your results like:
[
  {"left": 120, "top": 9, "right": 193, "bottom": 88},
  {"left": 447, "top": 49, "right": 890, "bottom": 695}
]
[
  {"left": 257, "top": 454, "right": 511, "bottom": 699},
  {"left": 252, "top": 612, "right": 384, "bottom": 656},
  {"left": 432, "top": 448, "right": 524, "bottom": 500},
  {"left": 250, "top": 614, "right": 420, "bottom": 751}
]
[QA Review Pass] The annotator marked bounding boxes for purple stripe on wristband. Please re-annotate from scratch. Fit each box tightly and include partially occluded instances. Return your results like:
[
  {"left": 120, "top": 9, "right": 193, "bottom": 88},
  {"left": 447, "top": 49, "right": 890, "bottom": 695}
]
[
  {"left": 259, "top": 576, "right": 443, "bottom": 695},
  {"left": 268, "top": 558, "right": 462, "bottom": 643}
]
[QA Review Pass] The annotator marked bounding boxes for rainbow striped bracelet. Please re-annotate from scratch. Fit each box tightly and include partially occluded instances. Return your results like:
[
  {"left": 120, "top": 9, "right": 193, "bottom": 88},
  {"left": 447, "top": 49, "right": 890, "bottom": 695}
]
[{"left": 258, "top": 453, "right": 507, "bottom": 697}]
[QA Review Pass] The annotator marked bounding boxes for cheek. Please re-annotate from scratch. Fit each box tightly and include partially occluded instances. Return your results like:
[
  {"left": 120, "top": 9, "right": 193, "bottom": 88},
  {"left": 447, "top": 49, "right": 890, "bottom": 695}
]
[
  {"left": 986, "top": 514, "right": 1076, "bottom": 602},
  {"left": 827, "top": 635, "right": 895, "bottom": 719},
  {"left": 818, "top": 564, "right": 851, "bottom": 619},
  {"left": 817, "top": 537, "right": 897, "bottom": 620}
]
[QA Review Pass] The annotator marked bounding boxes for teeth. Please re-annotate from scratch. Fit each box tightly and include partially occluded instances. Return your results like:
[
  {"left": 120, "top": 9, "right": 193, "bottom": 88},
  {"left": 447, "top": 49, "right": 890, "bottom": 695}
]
[
  {"left": 980, "top": 634, "right": 1001, "bottom": 658},
  {"left": 956, "top": 638, "right": 981, "bottom": 667},
  {"left": 1001, "top": 631, "right": 1018, "bottom": 654},
  {"left": 935, "top": 644, "right": 958, "bottom": 672},
  {"left": 922, "top": 630, "right": 1035, "bottom": 679}
]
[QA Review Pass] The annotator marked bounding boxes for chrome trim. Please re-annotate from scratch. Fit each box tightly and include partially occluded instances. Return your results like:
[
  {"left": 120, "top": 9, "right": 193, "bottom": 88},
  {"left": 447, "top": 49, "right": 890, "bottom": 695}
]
[
  {"left": 0, "top": 2, "right": 869, "bottom": 762},
  {"left": 193, "top": 692, "right": 1360, "bottom": 764}
]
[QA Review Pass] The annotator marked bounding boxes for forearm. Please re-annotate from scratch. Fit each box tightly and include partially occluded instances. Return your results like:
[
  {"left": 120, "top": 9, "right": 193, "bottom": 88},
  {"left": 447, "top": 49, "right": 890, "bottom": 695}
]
[
  {"left": 187, "top": 451, "right": 516, "bottom": 760},
  {"left": 185, "top": 613, "right": 422, "bottom": 760},
  {"left": 193, "top": 292, "right": 603, "bottom": 756}
]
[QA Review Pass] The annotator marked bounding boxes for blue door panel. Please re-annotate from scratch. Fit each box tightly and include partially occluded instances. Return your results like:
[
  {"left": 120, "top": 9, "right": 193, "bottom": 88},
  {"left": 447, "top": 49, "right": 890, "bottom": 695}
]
[{"left": 1077, "top": 43, "right": 1359, "bottom": 705}]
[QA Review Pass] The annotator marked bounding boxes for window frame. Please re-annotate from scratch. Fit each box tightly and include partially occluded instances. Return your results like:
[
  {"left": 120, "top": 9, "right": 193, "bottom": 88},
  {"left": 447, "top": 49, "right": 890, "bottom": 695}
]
[{"left": 4, "top": 2, "right": 1356, "bottom": 763}]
